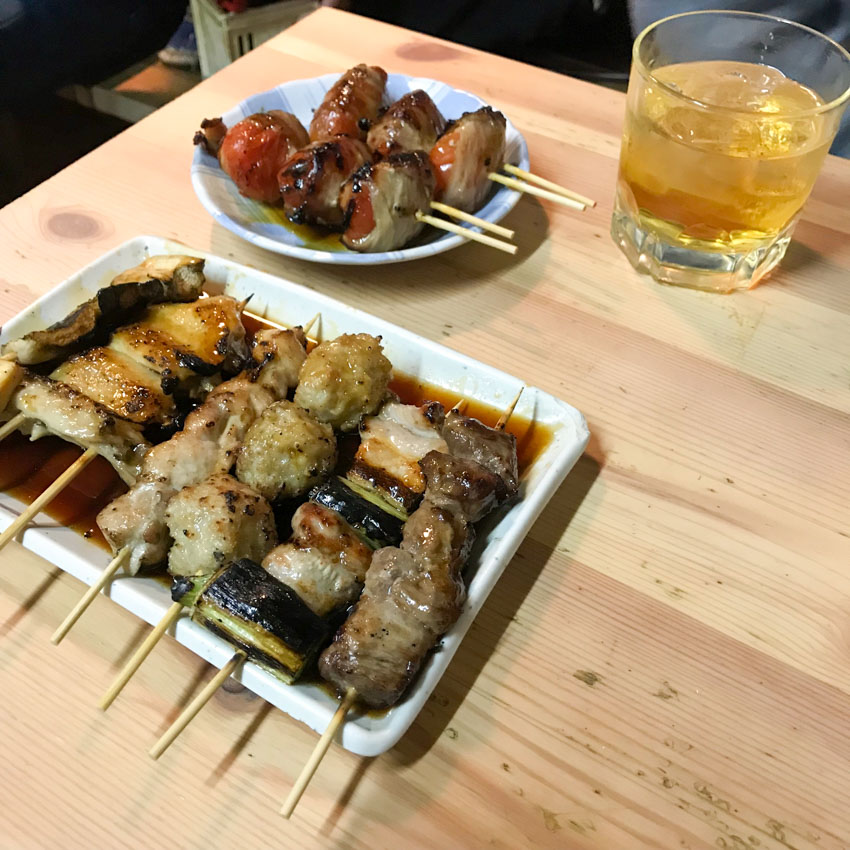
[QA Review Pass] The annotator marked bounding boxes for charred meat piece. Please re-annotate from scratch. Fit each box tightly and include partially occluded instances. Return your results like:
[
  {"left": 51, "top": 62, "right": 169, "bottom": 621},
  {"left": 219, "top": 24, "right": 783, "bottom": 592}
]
[
  {"left": 309, "top": 64, "right": 387, "bottom": 142},
  {"left": 7, "top": 373, "right": 149, "bottom": 484},
  {"left": 165, "top": 473, "right": 277, "bottom": 578},
  {"left": 97, "top": 329, "right": 306, "bottom": 573},
  {"left": 340, "top": 152, "right": 436, "bottom": 253},
  {"left": 195, "top": 111, "right": 310, "bottom": 203},
  {"left": 418, "top": 449, "right": 501, "bottom": 522},
  {"left": 2, "top": 255, "right": 205, "bottom": 365},
  {"left": 278, "top": 137, "right": 372, "bottom": 229},
  {"left": 193, "top": 559, "right": 329, "bottom": 683},
  {"left": 294, "top": 333, "right": 392, "bottom": 432},
  {"left": 52, "top": 347, "right": 177, "bottom": 426},
  {"left": 50, "top": 295, "right": 249, "bottom": 427},
  {"left": 441, "top": 408, "right": 518, "bottom": 498},
  {"left": 249, "top": 326, "right": 307, "bottom": 393},
  {"left": 319, "top": 500, "right": 470, "bottom": 708},
  {"left": 367, "top": 89, "right": 446, "bottom": 157},
  {"left": 346, "top": 400, "right": 446, "bottom": 513},
  {"left": 236, "top": 400, "right": 337, "bottom": 502},
  {"left": 429, "top": 107, "right": 507, "bottom": 212},
  {"left": 262, "top": 502, "right": 373, "bottom": 616}
]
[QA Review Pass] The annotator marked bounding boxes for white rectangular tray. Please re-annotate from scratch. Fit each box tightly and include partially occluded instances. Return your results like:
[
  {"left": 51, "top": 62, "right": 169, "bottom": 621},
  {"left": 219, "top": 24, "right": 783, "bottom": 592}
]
[{"left": 0, "top": 236, "right": 589, "bottom": 756}]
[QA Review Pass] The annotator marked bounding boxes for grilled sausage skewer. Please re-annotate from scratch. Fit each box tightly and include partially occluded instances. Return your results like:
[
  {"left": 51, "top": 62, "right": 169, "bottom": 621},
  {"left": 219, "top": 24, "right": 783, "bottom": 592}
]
[{"left": 282, "top": 395, "right": 523, "bottom": 818}]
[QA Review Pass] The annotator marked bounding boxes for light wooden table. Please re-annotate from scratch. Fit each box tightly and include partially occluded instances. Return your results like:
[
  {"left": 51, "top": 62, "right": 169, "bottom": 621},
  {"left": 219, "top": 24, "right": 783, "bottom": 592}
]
[{"left": 1, "top": 9, "right": 848, "bottom": 849}]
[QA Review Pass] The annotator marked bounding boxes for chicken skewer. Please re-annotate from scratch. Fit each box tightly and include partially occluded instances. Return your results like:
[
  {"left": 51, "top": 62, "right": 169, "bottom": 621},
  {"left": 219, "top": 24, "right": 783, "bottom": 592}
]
[
  {"left": 51, "top": 320, "right": 314, "bottom": 645},
  {"left": 99, "top": 327, "right": 392, "bottom": 709},
  {"left": 282, "top": 392, "right": 523, "bottom": 818}
]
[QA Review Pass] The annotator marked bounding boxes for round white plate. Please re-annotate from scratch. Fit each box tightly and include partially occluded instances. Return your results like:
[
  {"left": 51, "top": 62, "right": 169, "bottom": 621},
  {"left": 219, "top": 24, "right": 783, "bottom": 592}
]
[{"left": 191, "top": 72, "right": 530, "bottom": 265}]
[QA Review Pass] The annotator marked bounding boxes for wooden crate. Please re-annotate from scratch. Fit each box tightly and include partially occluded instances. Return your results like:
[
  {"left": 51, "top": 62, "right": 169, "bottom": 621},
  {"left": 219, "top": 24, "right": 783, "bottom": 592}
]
[{"left": 190, "top": 0, "right": 318, "bottom": 77}]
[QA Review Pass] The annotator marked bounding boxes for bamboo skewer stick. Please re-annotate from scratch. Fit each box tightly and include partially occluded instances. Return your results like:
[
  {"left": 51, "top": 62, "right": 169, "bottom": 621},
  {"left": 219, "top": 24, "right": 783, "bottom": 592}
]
[
  {"left": 281, "top": 688, "right": 358, "bottom": 819},
  {"left": 496, "top": 387, "right": 524, "bottom": 430},
  {"left": 0, "top": 412, "right": 25, "bottom": 442},
  {"left": 488, "top": 173, "right": 586, "bottom": 211},
  {"left": 99, "top": 600, "right": 184, "bottom": 710},
  {"left": 149, "top": 651, "right": 246, "bottom": 760},
  {"left": 502, "top": 164, "right": 596, "bottom": 208},
  {"left": 0, "top": 446, "right": 98, "bottom": 556},
  {"left": 302, "top": 313, "right": 320, "bottom": 340},
  {"left": 428, "top": 201, "right": 515, "bottom": 239},
  {"left": 281, "top": 394, "right": 524, "bottom": 818},
  {"left": 415, "top": 212, "right": 517, "bottom": 255},
  {"left": 51, "top": 546, "right": 130, "bottom": 645}
]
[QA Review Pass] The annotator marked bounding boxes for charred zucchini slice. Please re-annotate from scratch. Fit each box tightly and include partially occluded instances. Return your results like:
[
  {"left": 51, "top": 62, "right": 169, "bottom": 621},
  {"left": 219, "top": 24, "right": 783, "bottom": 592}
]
[
  {"left": 310, "top": 477, "right": 405, "bottom": 548},
  {"left": 192, "top": 559, "right": 328, "bottom": 684}
]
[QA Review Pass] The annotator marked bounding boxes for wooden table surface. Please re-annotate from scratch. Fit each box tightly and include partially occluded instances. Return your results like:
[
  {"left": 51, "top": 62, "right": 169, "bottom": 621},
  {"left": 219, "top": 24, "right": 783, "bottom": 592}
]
[{"left": 1, "top": 8, "right": 849, "bottom": 849}]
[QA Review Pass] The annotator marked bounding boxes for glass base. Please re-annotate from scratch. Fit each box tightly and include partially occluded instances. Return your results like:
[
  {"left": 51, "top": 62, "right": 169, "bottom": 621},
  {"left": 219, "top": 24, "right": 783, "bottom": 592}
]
[{"left": 611, "top": 196, "right": 794, "bottom": 293}]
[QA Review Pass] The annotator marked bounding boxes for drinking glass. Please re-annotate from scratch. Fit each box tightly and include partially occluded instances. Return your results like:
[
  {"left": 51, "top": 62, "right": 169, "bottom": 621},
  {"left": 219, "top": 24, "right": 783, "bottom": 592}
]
[{"left": 611, "top": 11, "right": 850, "bottom": 292}]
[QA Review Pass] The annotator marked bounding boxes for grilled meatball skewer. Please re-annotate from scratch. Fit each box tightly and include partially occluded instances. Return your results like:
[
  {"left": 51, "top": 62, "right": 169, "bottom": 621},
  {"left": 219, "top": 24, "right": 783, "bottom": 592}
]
[{"left": 367, "top": 89, "right": 446, "bottom": 157}]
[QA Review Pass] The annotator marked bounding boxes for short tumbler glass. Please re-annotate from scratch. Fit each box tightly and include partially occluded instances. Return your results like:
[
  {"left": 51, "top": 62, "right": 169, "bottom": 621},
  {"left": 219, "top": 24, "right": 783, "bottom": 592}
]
[{"left": 611, "top": 11, "right": 850, "bottom": 292}]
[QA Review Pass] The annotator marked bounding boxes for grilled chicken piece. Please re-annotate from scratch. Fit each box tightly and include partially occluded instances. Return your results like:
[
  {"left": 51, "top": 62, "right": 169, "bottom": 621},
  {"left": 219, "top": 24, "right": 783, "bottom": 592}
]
[
  {"left": 2, "top": 256, "right": 204, "bottom": 365},
  {"left": 52, "top": 347, "right": 176, "bottom": 426},
  {"left": 340, "top": 152, "right": 436, "bottom": 253},
  {"left": 236, "top": 400, "right": 336, "bottom": 501},
  {"left": 429, "top": 107, "right": 507, "bottom": 212},
  {"left": 262, "top": 502, "right": 373, "bottom": 616},
  {"left": 97, "top": 329, "right": 306, "bottom": 573},
  {"left": 418, "top": 450, "right": 502, "bottom": 522},
  {"left": 278, "top": 137, "right": 372, "bottom": 229},
  {"left": 309, "top": 64, "right": 388, "bottom": 142},
  {"left": 319, "top": 500, "right": 470, "bottom": 708},
  {"left": 347, "top": 400, "right": 446, "bottom": 512},
  {"left": 50, "top": 295, "right": 248, "bottom": 427},
  {"left": 442, "top": 408, "right": 518, "bottom": 498},
  {"left": 194, "top": 111, "right": 310, "bottom": 203},
  {"left": 294, "top": 333, "right": 392, "bottom": 432},
  {"left": 367, "top": 90, "right": 446, "bottom": 157},
  {"left": 249, "top": 326, "right": 307, "bottom": 392},
  {"left": 165, "top": 473, "right": 277, "bottom": 578},
  {"left": 0, "top": 359, "right": 24, "bottom": 412},
  {"left": 7, "top": 373, "right": 149, "bottom": 484}
]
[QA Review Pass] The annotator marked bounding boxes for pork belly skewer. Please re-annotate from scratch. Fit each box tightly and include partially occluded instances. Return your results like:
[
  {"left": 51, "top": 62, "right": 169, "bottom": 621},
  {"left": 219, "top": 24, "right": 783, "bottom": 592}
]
[
  {"left": 51, "top": 322, "right": 311, "bottom": 645},
  {"left": 282, "top": 393, "right": 523, "bottom": 817}
]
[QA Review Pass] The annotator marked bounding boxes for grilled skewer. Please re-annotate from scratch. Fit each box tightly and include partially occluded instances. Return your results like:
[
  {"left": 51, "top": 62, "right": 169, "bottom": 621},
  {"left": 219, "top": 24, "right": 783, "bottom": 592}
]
[
  {"left": 283, "top": 393, "right": 523, "bottom": 817},
  {"left": 309, "top": 64, "right": 387, "bottom": 143}
]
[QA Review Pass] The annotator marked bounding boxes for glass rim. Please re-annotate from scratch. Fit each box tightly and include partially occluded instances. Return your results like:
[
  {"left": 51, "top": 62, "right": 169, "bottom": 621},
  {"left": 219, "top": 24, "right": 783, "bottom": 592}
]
[{"left": 633, "top": 9, "right": 850, "bottom": 118}]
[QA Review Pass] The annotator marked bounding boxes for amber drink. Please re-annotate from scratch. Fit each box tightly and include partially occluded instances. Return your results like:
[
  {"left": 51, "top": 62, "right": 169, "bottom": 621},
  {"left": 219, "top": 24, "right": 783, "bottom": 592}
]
[{"left": 611, "top": 12, "right": 850, "bottom": 291}]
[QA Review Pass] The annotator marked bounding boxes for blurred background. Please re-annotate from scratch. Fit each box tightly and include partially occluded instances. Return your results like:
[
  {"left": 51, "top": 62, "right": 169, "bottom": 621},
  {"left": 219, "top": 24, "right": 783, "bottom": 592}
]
[{"left": 1, "top": 0, "right": 848, "bottom": 206}]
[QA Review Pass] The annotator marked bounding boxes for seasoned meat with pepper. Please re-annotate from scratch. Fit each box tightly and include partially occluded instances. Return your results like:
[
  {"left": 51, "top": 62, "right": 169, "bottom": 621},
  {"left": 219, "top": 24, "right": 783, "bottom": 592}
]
[
  {"left": 195, "top": 111, "right": 310, "bottom": 203},
  {"left": 347, "top": 400, "right": 446, "bottom": 512},
  {"left": 367, "top": 89, "right": 446, "bottom": 157},
  {"left": 429, "top": 107, "right": 507, "bottom": 212},
  {"left": 262, "top": 502, "right": 373, "bottom": 616},
  {"left": 236, "top": 400, "right": 336, "bottom": 501},
  {"left": 293, "top": 333, "right": 392, "bottom": 432},
  {"left": 166, "top": 473, "right": 277, "bottom": 578},
  {"left": 309, "top": 64, "right": 387, "bottom": 142},
  {"left": 340, "top": 152, "right": 436, "bottom": 253},
  {"left": 278, "top": 137, "right": 372, "bottom": 229},
  {"left": 418, "top": 449, "right": 501, "bottom": 522},
  {"left": 318, "top": 499, "right": 470, "bottom": 708},
  {"left": 441, "top": 408, "right": 518, "bottom": 498}
]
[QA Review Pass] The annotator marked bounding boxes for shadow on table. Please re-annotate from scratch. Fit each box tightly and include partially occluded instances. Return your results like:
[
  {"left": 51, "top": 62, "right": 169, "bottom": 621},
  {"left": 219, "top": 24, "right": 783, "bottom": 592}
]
[
  {"left": 0, "top": 564, "right": 63, "bottom": 639},
  {"left": 387, "top": 449, "right": 601, "bottom": 769}
]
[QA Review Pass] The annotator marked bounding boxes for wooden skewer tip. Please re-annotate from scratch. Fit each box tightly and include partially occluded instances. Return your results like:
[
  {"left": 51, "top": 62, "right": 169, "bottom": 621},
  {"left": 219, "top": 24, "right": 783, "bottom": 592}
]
[
  {"left": 0, "top": 446, "right": 98, "bottom": 558},
  {"left": 502, "top": 163, "right": 596, "bottom": 208},
  {"left": 496, "top": 387, "right": 524, "bottom": 430},
  {"left": 51, "top": 545, "right": 129, "bottom": 645},
  {"left": 99, "top": 600, "right": 184, "bottom": 710},
  {"left": 488, "top": 173, "right": 587, "bottom": 211},
  {"left": 302, "top": 312, "right": 321, "bottom": 339},
  {"left": 149, "top": 651, "right": 245, "bottom": 760},
  {"left": 415, "top": 212, "right": 517, "bottom": 255},
  {"left": 281, "top": 687, "right": 358, "bottom": 818}
]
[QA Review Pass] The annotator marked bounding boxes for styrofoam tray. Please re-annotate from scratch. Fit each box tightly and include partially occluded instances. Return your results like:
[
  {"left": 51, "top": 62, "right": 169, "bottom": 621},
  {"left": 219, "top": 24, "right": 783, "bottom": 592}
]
[{"left": 0, "top": 236, "right": 588, "bottom": 756}]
